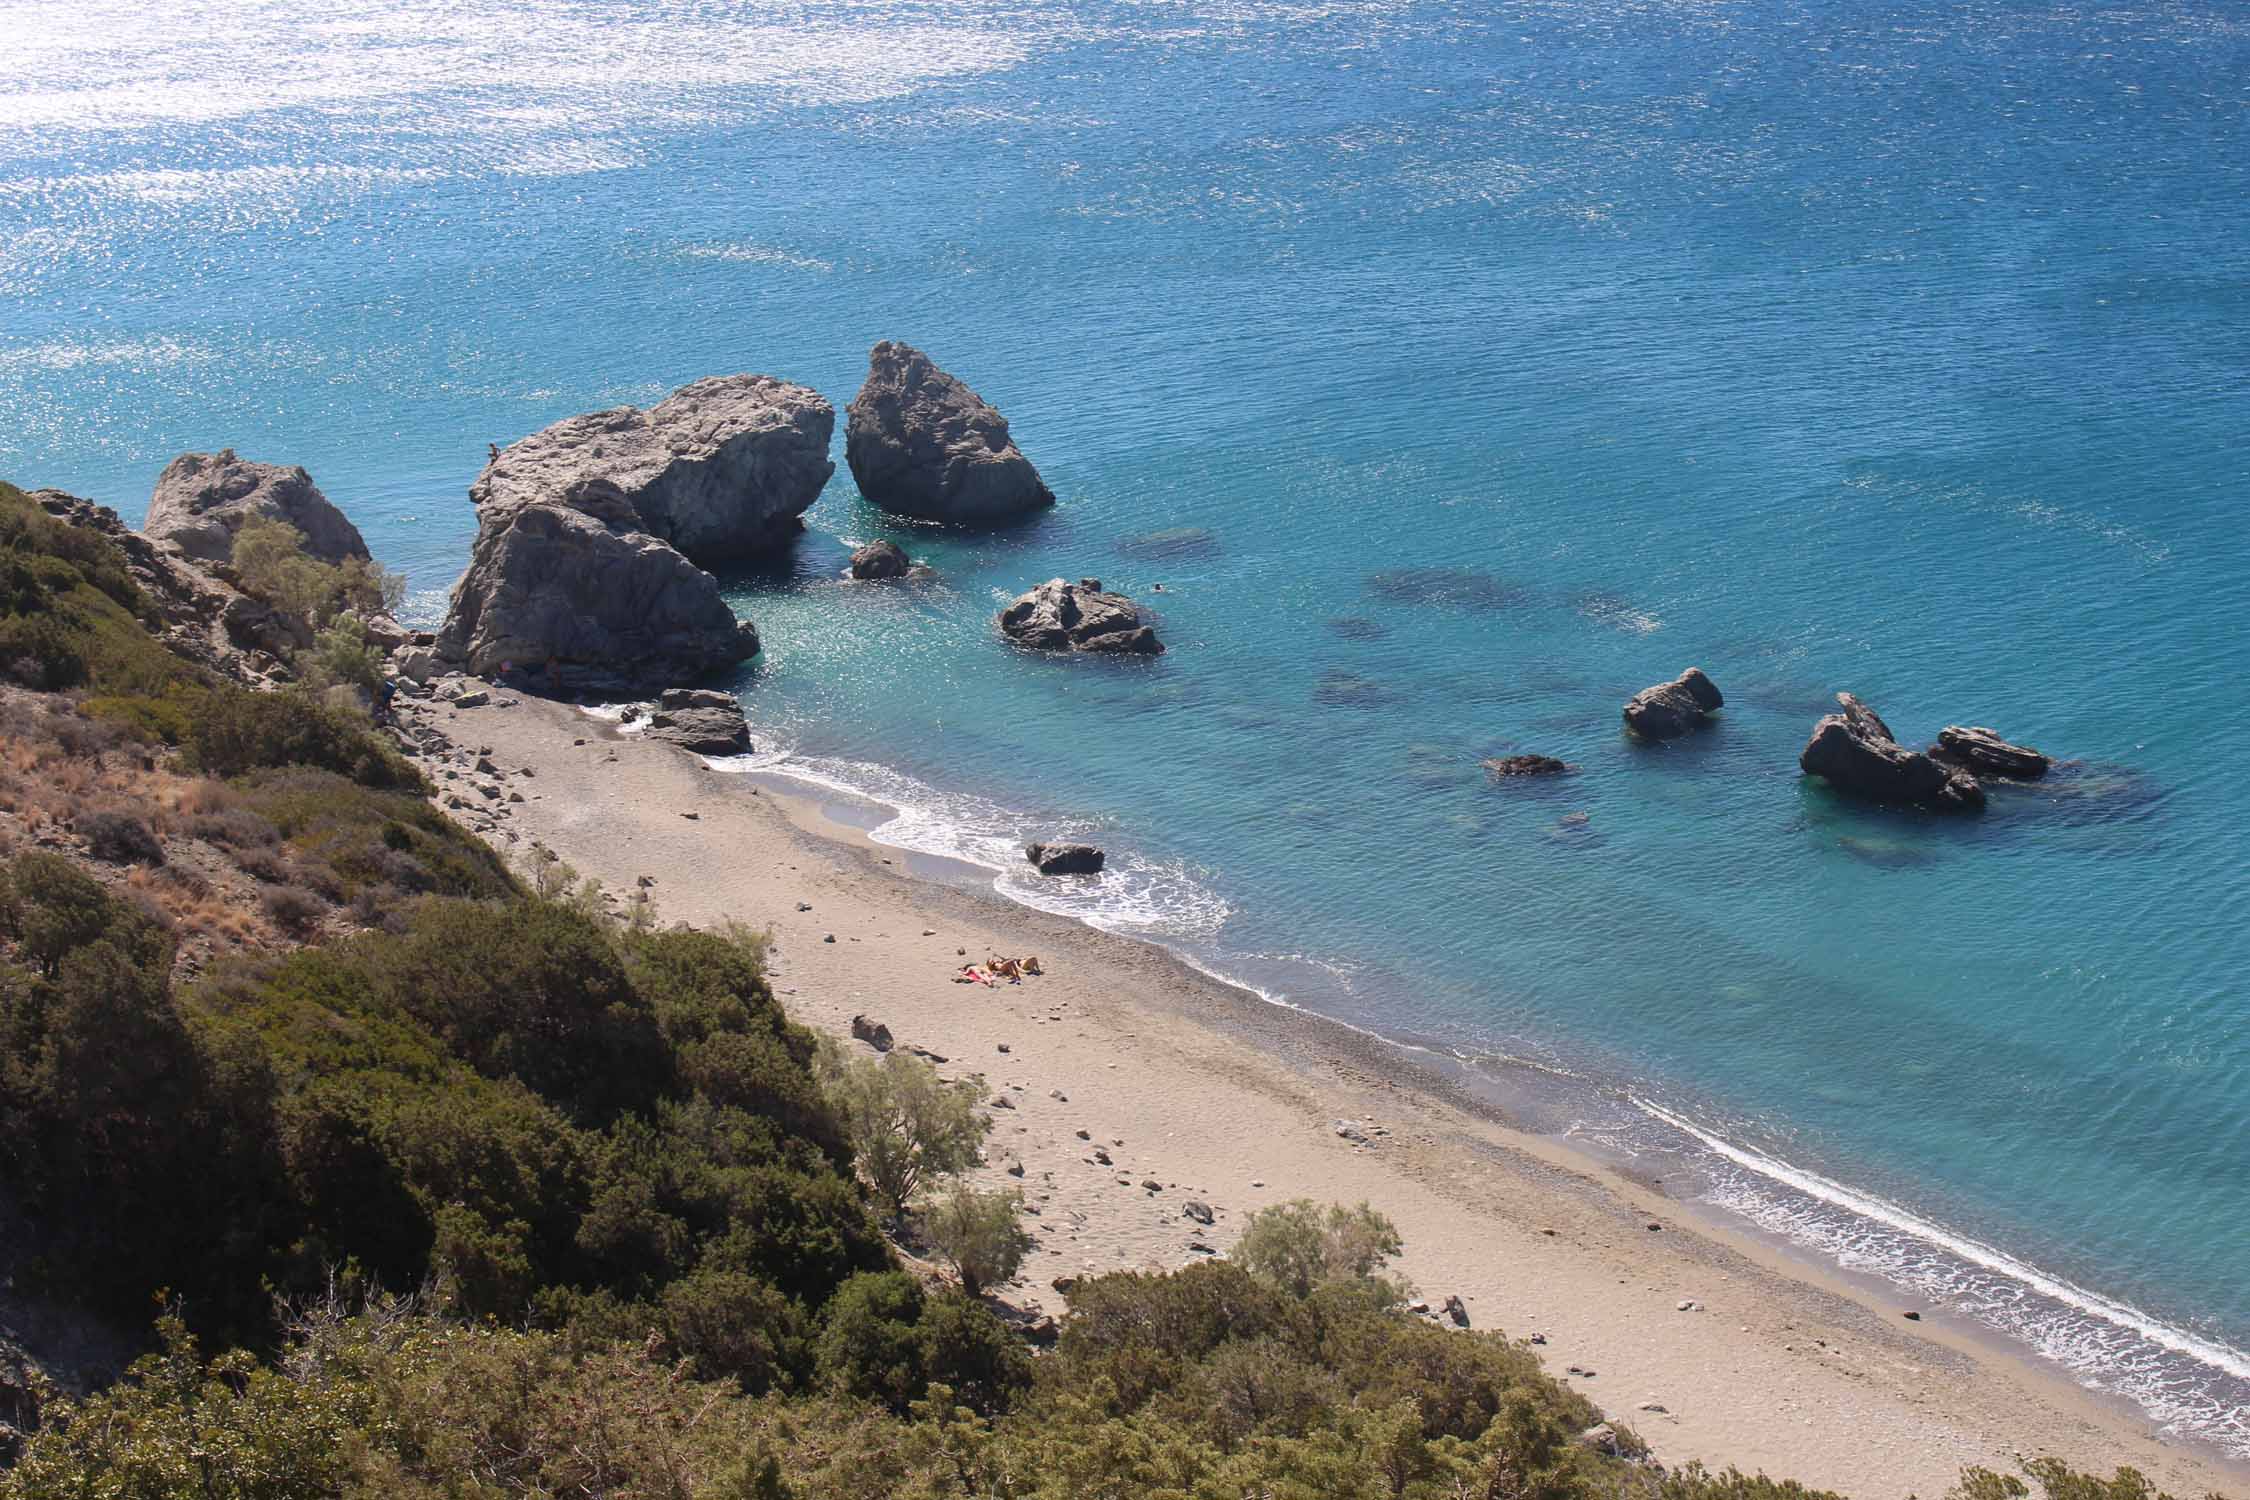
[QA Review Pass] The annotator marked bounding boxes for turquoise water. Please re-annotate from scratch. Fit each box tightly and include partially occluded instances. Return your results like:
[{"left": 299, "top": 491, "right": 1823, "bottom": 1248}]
[{"left": 5, "top": 0, "right": 2247, "bottom": 1457}]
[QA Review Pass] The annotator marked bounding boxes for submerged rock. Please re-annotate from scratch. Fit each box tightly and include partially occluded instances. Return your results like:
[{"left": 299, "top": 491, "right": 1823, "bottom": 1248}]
[
  {"left": 999, "top": 577, "right": 1163, "bottom": 655},
  {"left": 1622, "top": 668, "right": 1723, "bottom": 740},
  {"left": 1026, "top": 841, "right": 1105, "bottom": 876},
  {"left": 845, "top": 341, "right": 1053, "bottom": 523},
  {"left": 1931, "top": 724, "right": 2051, "bottom": 780},
  {"left": 473, "top": 374, "right": 834, "bottom": 562},
  {"left": 1483, "top": 754, "right": 1571, "bottom": 779},
  {"left": 1800, "top": 693, "right": 1984, "bottom": 813},
  {"left": 1115, "top": 526, "right": 1220, "bottom": 562},
  {"left": 847, "top": 540, "right": 911, "bottom": 580},
  {"left": 1366, "top": 567, "right": 1522, "bottom": 611},
  {"left": 145, "top": 450, "right": 371, "bottom": 566}
]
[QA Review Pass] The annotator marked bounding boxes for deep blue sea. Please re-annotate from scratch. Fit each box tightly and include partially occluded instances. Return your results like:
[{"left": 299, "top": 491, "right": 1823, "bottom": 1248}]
[{"left": 4, "top": 0, "right": 2246, "bottom": 1459}]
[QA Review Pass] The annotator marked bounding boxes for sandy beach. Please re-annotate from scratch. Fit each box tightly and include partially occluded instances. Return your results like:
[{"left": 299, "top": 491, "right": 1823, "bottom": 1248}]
[{"left": 395, "top": 685, "right": 2245, "bottom": 1500}]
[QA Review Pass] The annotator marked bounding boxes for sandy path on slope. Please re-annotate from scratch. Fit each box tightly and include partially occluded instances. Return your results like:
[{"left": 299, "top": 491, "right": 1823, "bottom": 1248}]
[{"left": 396, "top": 688, "right": 2244, "bottom": 1500}]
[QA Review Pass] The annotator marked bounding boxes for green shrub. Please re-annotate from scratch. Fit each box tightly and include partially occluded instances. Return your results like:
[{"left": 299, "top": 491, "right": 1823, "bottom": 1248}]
[
  {"left": 186, "top": 686, "right": 419, "bottom": 789},
  {"left": 822, "top": 1048, "right": 990, "bottom": 1214},
  {"left": 924, "top": 1183, "right": 1032, "bottom": 1298},
  {"left": 1235, "top": 1197, "right": 1408, "bottom": 1302}
]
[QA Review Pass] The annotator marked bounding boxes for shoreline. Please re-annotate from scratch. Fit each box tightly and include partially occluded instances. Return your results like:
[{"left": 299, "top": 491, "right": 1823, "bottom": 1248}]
[{"left": 398, "top": 686, "right": 2248, "bottom": 1499}]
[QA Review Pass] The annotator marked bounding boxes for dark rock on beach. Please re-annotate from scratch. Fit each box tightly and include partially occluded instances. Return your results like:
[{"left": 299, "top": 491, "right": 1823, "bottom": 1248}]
[
  {"left": 645, "top": 687, "right": 753, "bottom": 755},
  {"left": 1484, "top": 754, "right": 1571, "bottom": 779},
  {"left": 145, "top": 450, "right": 372, "bottom": 566},
  {"left": 1931, "top": 725, "right": 2051, "bottom": 780},
  {"left": 1622, "top": 668, "right": 1723, "bottom": 739},
  {"left": 999, "top": 578, "right": 1163, "bottom": 655},
  {"left": 845, "top": 341, "right": 1054, "bottom": 523},
  {"left": 1027, "top": 841, "right": 1105, "bottom": 876},
  {"left": 847, "top": 540, "right": 911, "bottom": 580},
  {"left": 850, "top": 1014, "right": 894, "bottom": 1052},
  {"left": 1800, "top": 693, "right": 1985, "bottom": 813}
]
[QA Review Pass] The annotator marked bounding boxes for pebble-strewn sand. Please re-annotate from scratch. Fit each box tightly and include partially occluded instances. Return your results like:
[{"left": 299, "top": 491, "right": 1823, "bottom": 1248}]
[{"left": 396, "top": 687, "right": 2244, "bottom": 1500}]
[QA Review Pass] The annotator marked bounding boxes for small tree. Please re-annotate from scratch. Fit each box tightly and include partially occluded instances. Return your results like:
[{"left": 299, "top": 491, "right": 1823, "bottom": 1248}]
[
  {"left": 231, "top": 515, "right": 337, "bottom": 622},
  {"left": 825, "top": 1052, "right": 989, "bottom": 1215},
  {"left": 1234, "top": 1199, "right": 1407, "bottom": 1302},
  {"left": 305, "top": 615, "right": 384, "bottom": 696},
  {"left": 924, "top": 1184, "right": 1032, "bottom": 1298}
]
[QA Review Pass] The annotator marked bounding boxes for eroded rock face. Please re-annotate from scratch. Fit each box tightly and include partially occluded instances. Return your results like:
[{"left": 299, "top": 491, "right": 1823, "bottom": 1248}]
[
  {"left": 1800, "top": 693, "right": 1984, "bottom": 812},
  {"left": 1932, "top": 725, "right": 2050, "bottom": 780},
  {"left": 845, "top": 342, "right": 1053, "bottom": 523},
  {"left": 145, "top": 451, "right": 371, "bottom": 565},
  {"left": 999, "top": 577, "right": 1162, "bottom": 655},
  {"left": 1027, "top": 841, "right": 1105, "bottom": 875},
  {"left": 476, "top": 375, "right": 833, "bottom": 563},
  {"left": 435, "top": 478, "right": 758, "bottom": 689},
  {"left": 1622, "top": 667, "right": 1723, "bottom": 739}
]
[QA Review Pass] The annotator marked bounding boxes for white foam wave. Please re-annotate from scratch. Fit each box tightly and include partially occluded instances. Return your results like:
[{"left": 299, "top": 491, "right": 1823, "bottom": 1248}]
[{"left": 1636, "top": 1096, "right": 2250, "bottom": 1455}]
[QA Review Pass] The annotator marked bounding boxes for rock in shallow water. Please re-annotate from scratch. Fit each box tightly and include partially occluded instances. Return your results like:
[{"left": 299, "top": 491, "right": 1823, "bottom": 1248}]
[
  {"left": 847, "top": 539, "right": 911, "bottom": 579},
  {"left": 1800, "top": 692, "right": 1984, "bottom": 813},
  {"left": 999, "top": 578, "right": 1163, "bottom": 655},
  {"left": 1622, "top": 667, "right": 1723, "bottom": 739},
  {"left": 1931, "top": 724, "right": 2050, "bottom": 780},
  {"left": 845, "top": 341, "right": 1054, "bottom": 523},
  {"left": 1483, "top": 754, "right": 1571, "bottom": 779},
  {"left": 644, "top": 688, "right": 753, "bottom": 755},
  {"left": 1026, "top": 841, "right": 1105, "bottom": 875}
]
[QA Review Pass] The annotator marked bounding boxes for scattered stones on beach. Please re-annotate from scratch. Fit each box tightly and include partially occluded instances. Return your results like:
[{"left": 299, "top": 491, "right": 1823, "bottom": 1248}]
[
  {"left": 1623, "top": 667, "right": 1724, "bottom": 739},
  {"left": 1677, "top": 1299, "right": 1703, "bottom": 1312},
  {"left": 1800, "top": 693, "right": 1985, "bottom": 813},
  {"left": 1903, "top": 1311, "right": 1922, "bottom": 1321},
  {"left": 850, "top": 1014, "right": 892, "bottom": 1051},
  {"left": 1027, "top": 841, "right": 1106, "bottom": 876},
  {"left": 1183, "top": 1200, "right": 1214, "bottom": 1225},
  {"left": 1484, "top": 754, "right": 1572, "bottom": 779},
  {"left": 1930, "top": 724, "right": 2051, "bottom": 780},
  {"left": 1000, "top": 577, "right": 1164, "bottom": 655},
  {"left": 1443, "top": 1294, "right": 1471, "bottom": 1327},
  {"left": 845, "top": 341, "right": 1054, "bottom": 523},
  {"left": 1638, "top": 1401, "right": 1670, "bottom": 1415},
  {"left": 1334, "top": 1120, "right": 1370, "bottom": 1144}
]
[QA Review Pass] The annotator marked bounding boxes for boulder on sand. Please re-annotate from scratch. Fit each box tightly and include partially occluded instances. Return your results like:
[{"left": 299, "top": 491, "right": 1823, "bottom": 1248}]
[
  {"left": 1800, "top": 693, "right": 1985, "bottom": 813},
  {"left": 999, "top": 577, "right": 1163, "bottom": 656},
  {"left": 845, "top": 342, "right": 1054, "bottom": 523},
  {"left": 145, "top": 451, "right": 371, "bottom": 565},
  {"left": 1622, "top": 667, "right": 1723, "bottom": 739},
  {"left": 1027, "top": 841, "right": 1105, "bottom": 876},
  {"left": 473, "top": 374, "right": 834, "bottom": 562},
  {"left": 434, "top": 476, "right": 758, "bottom": 690},
  {"left": 645, "top": 687, "right": 753, "bottom": 755},
  {"left": 1931, "top": 724, "right": 2050, "bottom": 780}
]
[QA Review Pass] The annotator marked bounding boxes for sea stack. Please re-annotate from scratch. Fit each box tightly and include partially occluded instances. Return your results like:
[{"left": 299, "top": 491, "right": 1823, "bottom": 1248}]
[
  {"left": 1800, "top": 693, "right": 1985, "bottom": 813},
  {"left": 435, "top": 374, "right": 826, "bottom": 688},
  {"left": 844, "top": 342, "right": 1054, "bottom": 523},
  {"left": 999, "top": 577, "right": 1163, "bottom": 655},
  {"left": 1622, "top": 668, "right": 1723, "bottom": 739},
  {"left": 145, "top": 451, "right": 371, "bottom": 565},
  {"left": 469, "top": 374, "right": 834, "bottom": 561}
]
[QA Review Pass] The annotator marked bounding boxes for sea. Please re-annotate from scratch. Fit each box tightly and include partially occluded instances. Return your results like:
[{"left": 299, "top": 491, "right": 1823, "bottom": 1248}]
[{"left": 3, "top": 0, "right": 2245, "bottom": 1463}]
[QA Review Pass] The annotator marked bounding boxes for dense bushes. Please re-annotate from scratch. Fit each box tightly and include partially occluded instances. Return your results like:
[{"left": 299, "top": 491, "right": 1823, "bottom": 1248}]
[
  {"left": 185, "top": 685, "right": 419, "bottom": 789},
  {"left": 0, "top": 485, "right": 199, "bottom": 704}
]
